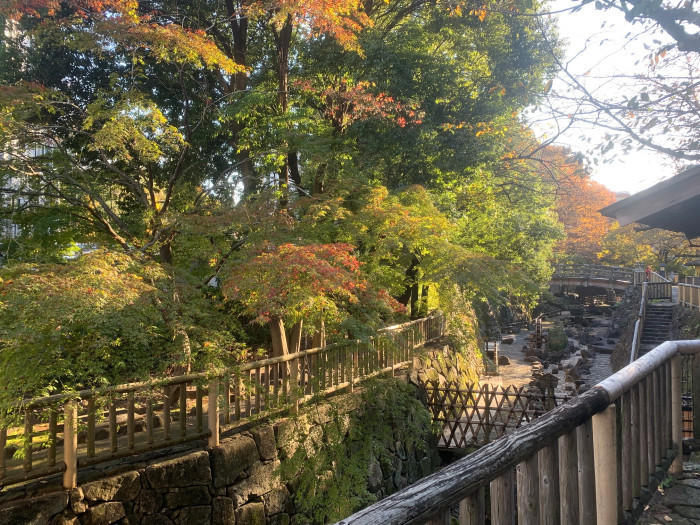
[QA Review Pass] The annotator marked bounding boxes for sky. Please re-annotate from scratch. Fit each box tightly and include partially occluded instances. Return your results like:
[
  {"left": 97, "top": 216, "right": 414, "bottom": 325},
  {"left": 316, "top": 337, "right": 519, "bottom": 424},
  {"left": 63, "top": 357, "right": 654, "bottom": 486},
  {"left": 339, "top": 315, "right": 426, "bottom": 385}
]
[{"left": 529, "top": 0, "right": 681, "bottom": 195}]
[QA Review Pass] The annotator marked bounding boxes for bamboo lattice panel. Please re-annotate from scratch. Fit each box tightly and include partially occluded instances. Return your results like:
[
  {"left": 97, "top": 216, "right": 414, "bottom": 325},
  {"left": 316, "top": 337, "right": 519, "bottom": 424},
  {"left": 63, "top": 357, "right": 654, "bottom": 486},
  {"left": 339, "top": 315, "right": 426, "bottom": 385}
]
[{"left": 423, "top": 381, "right": 572, "bottom": 449}]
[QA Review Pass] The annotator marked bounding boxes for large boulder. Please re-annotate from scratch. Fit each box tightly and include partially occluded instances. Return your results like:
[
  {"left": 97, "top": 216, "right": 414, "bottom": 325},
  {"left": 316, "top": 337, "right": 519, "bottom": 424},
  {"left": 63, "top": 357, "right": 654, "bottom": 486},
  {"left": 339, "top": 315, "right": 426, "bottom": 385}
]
[
  {"left": 145, "top": 451, "right": 212, "bottom": 490},
  {"left": 228, "top": 459, "right": 281, "bottom": 506},
  {"left": 0, "top": 492, "right": 68, "bottom": 525},
  {"left": 82, "top": 502, "right": 126, "bottom": 525},
  {"left": 82, "top": 471, "right": 141, "bottom": 502},
  {"left": 236, "top": 502, "right": 266, "bottom": 525},
  {"left": 251, "top": 424, "right": 277, "bottom": 461},
  {"left": 211, "top": 435, "right": 259, "bottom": 488}
]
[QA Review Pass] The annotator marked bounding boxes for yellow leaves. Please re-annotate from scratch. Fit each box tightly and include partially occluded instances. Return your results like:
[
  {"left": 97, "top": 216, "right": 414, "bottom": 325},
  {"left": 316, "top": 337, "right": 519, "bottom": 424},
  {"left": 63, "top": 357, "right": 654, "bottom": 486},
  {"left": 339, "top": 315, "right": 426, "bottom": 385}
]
[{"left": 468, "top": 6, "right": 488, "bottom": 22}]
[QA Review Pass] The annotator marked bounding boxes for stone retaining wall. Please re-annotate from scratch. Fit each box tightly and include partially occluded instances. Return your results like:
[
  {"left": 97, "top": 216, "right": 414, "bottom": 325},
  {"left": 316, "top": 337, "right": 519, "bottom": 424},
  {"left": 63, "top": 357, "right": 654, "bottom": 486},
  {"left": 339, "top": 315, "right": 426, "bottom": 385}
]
[{"left": 0, "top": 385, "right": 439, "bottom": 525}]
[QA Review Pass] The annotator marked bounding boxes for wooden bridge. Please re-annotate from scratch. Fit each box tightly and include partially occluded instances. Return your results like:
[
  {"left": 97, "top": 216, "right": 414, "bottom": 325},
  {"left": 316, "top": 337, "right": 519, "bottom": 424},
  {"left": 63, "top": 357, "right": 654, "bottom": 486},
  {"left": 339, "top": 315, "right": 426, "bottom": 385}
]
[{"left": 550, "top": 263, "right": 640, "bottom": 293}]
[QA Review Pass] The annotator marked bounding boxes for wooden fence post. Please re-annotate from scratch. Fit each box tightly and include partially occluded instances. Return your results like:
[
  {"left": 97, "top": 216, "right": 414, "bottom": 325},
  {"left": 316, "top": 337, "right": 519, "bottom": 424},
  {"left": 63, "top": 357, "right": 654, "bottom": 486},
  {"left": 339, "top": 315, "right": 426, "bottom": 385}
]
[
  {"left": 593, "top": 405, "right": 618, "bottom": 525},
  {"left": 576, "top": 419, "right": 596, "bottom": 524},
  {"left": 517, "top": 455, "right": 539, "bottom": 525},
  {"left": 459, "top": 487, "right": 485, "bottom": 525},
  {"left": 693, "top": 354, "right": 700, "bottom": 439},
  {"left": 208, "top": 378, "right": 220, "bottom": 448},
  {"left": 558, "top": 429, "right": 579, "bottom": 525},
  {"left": 63, "top": 399, "right": 78, "bottom": 490},
  {"left": 670, "top": 355, "right": 683, "bottom": 474},
  {"left": 490, "top": 468, "right": 516, "bottom": 525}
]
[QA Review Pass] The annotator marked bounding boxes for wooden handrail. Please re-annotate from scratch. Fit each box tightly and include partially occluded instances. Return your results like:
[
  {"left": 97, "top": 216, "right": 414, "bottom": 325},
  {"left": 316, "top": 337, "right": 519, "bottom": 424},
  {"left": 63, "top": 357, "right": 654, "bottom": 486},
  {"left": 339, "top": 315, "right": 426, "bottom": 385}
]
[
  {"left": 338, "top": 338, "right": 694, "bottom": 524},
  {"left": 630, "top": 282, "right": 648, "bottom": 364},
  {"left": 1, "top": 314, "right": 445, "bottom": 491}
]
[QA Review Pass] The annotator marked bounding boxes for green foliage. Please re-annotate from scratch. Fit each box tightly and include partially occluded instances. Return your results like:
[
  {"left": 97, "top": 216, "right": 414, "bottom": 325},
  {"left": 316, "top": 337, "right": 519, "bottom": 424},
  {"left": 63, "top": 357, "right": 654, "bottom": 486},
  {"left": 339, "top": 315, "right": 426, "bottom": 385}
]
[
  {"left": 279, "top": 379, "right": 436, "bottom": 524},
  {"left": 0, "top": 249, "right": 245, "bottom": 420},
  {"left": 547, "top": 322, "right": 568, "bottom": 352}
]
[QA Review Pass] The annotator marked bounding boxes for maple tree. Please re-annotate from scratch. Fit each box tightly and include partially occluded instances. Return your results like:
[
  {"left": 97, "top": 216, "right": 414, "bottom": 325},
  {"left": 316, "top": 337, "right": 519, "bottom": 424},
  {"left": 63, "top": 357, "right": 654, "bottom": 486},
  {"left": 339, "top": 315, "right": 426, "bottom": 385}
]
[
  {"left": 221, "top": 242, "right": 402, "bottom": 356},
  {"left": 536, "top": 146, "right": 617, "bottom": 262}
]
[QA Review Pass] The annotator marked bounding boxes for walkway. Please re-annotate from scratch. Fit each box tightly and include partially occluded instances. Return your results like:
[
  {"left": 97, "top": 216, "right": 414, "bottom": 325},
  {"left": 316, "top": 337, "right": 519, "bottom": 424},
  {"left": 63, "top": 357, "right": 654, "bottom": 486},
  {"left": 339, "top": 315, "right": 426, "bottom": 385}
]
[{"left": 639, "top": 457, "right": 700, "bottom": 524}]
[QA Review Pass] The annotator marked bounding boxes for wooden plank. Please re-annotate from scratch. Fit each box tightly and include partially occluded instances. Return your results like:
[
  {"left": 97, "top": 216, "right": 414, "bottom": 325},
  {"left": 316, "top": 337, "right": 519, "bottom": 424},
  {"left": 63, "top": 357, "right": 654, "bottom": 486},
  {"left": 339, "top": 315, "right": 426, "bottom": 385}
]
[
  {"left": 127, "top": 391, "right": 135, "bottom": 450},
  {"left": 425, "top": 508, "right": 450, "bottom": 525},
  {"left": 234, "top": 375, "right": 241, "bottom": 421},
  {"left": 48, "top": 408, "right": 57, "bottom": 467},
  {"left": 646, "top": 376, "right": 656, "bottom": 474},
  {"left": 490, "top": 468, "right": 516, "bottom": 525},
  {"left": 654, "top": 369, "right": 663, "bottom": 462},
  {"left": 576, "top": 419, "right": 596, "bottom": 525},
  {"left": 23, "top": 410, "right": 32, "bottom": 473},
  {"left": 558, "top": 429, "right": 579, "bottom": 525},
  {"left": 146, "top": 398, "right": 154, "bottom": 445},
  {"left": 670, "top": 355, "right": 683, "bottom": 474},
  {"left": 630, "top": 384, "right": 641, "bottom": 499},
  {"left": 255, "top": 367, "right": 262, "bottom": 414},
  {"left": 179, "top": 385, "right": 187, "bottom": 437},
  {"left": 593, "top": 405, "right": 618, "bottom": 525},
  {"left": 196, "top": 385, "right": 204, "bottom": 433},
  {"left": 87, "top": 397, "right": 96, "bottom": 457},
  {"left": 621, "top": 391, "right": 632, "bottom": 510},
  {"left": 458, "top": 487, "right": 485, "bottom": 525},
  {"left": 63, "top": 400, "right": 78, "bottom": 490},
  {"left": 537, "top": 442, "right": 559, "bottom": 525},
  {"left": 223, "top": 378, "right": 230, "bottom": 424},
  {"left": 208, "top": 378, "right": 219, "bottom": 448},
  {"left": 516, "top": 455, "right": 539, "bottom": 525},
  {"left": 0, "top": 427, "right": 6, "bottom": 479},
  {"left": 162, "top": 392, "right": 171, "bottom": 441},
  {"left": 638, "top": 378, "right": 648, "bottom": 487}
]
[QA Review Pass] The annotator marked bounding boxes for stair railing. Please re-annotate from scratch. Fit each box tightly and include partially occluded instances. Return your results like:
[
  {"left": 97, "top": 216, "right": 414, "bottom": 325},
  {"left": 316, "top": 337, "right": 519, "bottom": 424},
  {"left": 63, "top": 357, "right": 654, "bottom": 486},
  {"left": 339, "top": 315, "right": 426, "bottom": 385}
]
[{"left": 630, "top": 282, "right": 648, "bottom": 364}]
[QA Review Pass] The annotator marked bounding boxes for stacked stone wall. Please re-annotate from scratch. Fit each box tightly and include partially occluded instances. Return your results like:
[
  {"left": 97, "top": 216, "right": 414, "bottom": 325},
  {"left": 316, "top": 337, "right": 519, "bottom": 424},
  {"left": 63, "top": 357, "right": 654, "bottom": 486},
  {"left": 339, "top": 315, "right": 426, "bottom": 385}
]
[{"left": 0, "top": 386, "right": 439, "bottom": 525}]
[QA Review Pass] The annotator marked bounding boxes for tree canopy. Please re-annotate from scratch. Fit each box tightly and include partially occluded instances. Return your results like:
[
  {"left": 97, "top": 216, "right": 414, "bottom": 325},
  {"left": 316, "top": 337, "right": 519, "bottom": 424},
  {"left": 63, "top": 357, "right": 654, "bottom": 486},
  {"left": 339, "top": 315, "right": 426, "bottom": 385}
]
[{"left": 0, "top": 0, "right": 578, "bottom": 403}]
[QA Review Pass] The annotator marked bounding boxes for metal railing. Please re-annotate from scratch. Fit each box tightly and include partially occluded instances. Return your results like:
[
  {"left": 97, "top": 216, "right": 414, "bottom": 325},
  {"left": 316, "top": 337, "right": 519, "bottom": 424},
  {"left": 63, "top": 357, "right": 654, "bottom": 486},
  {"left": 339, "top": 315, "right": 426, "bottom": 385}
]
[
  {"left": 0, "top": 314, "right": 444, "bottom": 491},
  {"left": 338, "top": 338, "right": 694, "bottom": 525}
]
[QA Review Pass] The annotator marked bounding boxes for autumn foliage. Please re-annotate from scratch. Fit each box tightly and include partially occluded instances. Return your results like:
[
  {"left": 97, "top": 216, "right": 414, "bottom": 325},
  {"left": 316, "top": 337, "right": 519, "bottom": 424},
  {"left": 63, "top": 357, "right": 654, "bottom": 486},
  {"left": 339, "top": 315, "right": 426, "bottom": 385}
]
[
  {"left": 222, "top": 242, "right": 402, "bottom": 328},
  {"left": 542, "top": 147, "right": 617, "bottom": 261}
]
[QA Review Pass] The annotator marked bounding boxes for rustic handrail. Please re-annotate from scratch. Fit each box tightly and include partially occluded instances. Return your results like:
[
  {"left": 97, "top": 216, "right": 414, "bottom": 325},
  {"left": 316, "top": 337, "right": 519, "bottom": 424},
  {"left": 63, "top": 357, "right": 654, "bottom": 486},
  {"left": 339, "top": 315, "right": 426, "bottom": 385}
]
[
  {"left": 0, "top": 314, "right": 444, "bottom": 491},
  {"left": 338, "top": 338, "right": 693, "bottom": 524},
  {"left": 630, "top": 282, "right": 648, "bottom": 364},
  {"left": 678, "top": 282, "right": 700, "bottom": 309}
]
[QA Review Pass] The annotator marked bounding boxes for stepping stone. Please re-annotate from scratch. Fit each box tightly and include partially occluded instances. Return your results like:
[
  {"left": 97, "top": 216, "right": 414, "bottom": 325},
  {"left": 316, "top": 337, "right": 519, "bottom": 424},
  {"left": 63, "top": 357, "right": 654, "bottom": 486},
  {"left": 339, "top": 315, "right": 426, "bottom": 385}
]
[
  {"left": 678, "top": 478, "right": 700, "bottom": 490},
  {"left": 673, "top": 505, "right": 700, "bottom": 519},
  {"left": 662, "top": 485, "right": 700, "bottom": 507}
]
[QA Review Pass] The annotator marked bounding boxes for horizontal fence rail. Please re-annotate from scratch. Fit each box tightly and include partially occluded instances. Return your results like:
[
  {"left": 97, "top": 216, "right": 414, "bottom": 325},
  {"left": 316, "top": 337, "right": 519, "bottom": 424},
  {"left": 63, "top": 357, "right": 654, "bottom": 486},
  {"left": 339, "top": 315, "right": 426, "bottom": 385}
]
[
  {"left": 0, "top": 314, "right": 444, "bottom": 491},
  {"left": 338, "top": 339, "right": 697, "bottom": 525}
]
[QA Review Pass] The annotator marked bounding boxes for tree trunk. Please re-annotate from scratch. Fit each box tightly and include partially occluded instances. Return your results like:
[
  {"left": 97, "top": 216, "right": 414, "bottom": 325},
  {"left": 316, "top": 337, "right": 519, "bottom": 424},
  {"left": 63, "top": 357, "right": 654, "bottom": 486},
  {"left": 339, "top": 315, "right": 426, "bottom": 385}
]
[
  {"left": 410, "top": 283, "right": 420, "bottom": 319},
  {"left": 226, "top": 0, "right": 259, "bottom": 196},
  {"left": 312, "top": 319, "right": 326, "bottom": 348},
  {"left": 288, "top": 320, "right": 303, "bottom": 353},
  {"left": 160, "top": 241, "right": 173, "bottom": 265},
  {"left": 270, "top": 316, "right": 290, "bottom": 358},
  {"left": 274, "top": 15, "right": 293, "bottom": 207},
  {"left": 419, "top": 285, "right": 429, "bottom": 317}
]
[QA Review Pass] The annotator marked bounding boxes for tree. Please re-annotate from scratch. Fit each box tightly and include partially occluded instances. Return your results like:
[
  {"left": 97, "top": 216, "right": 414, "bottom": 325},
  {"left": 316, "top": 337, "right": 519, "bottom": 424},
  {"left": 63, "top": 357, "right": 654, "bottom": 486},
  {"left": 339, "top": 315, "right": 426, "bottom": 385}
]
[
  {"left": 598, "top": 223, "right": 690, "bottom": 271},
  {"left": 220, "top": 243, "right": 402, "bottom": 356},
  {"left": 535, "top": 146, "right": 616, "bottom": 261},
  {"left": 535, "top": 0, "right": 700, "bottom": 164}
]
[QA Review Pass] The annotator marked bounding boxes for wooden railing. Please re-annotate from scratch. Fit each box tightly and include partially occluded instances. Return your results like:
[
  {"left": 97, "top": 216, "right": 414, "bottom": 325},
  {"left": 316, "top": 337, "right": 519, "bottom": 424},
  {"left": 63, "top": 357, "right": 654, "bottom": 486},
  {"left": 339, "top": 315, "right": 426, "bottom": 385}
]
[
  {"left": 0, "top": 314, "right": 444, "bottom": 491},
  {"left": 552, "top": 263, "right": 635, "bottom": 283},
  {"left": 338, "top": 338, "right": 695, "bottom": 525},
  {"left": 679, "top": 283, "right": 700, "bottom": 309},
  {"left": 630, "top": 282, "right": 648, "bottom": 364}
]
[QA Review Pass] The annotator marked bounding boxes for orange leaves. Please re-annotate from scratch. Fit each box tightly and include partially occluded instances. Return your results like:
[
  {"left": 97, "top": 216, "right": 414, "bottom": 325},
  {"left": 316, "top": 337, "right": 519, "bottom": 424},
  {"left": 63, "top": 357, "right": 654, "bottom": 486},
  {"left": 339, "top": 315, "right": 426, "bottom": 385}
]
[
  {"left": 3, "top": 0, "right": 244, "bottom": 74},
  {"left": 221, "top": 242, "right": 400, "bottom": 325},
  {"left": 2, "top": 0, "right": 137, "bottom": 20},
  {"left": 541, "top": 146, "right": 617, "bottom": 260},
  {"left": 294, "top": 78, "right": 423, "bottom": 130}
]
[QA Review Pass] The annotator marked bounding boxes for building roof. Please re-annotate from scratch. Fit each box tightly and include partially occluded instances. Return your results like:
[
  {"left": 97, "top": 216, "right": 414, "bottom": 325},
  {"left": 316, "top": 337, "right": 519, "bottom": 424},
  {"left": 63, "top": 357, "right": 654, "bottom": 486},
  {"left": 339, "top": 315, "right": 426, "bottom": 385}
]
[{"left": 600, "top": 165, "right": 700, "bottom": 238}]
